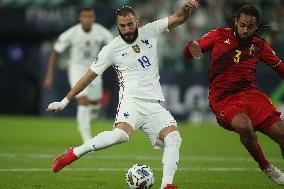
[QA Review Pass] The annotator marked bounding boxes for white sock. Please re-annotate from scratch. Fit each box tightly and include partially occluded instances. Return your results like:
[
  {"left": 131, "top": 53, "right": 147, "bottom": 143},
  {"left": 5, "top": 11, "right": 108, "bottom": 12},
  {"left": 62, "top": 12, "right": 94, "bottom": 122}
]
[
  {"left": 77, "top": 105, "right": 92, "bottom": 143},
  {"left": 73, "top": 128, "right": 129, "bottom": 157},
  {"left": 161, "top": 131, "right": 182, "bottom": 189}
]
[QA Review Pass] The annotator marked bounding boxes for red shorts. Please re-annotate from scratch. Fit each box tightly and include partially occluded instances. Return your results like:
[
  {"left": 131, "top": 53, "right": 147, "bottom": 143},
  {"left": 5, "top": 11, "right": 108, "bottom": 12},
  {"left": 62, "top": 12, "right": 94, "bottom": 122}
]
[{"left": 210, "top": 90, "right": 281, "bottom": 134}]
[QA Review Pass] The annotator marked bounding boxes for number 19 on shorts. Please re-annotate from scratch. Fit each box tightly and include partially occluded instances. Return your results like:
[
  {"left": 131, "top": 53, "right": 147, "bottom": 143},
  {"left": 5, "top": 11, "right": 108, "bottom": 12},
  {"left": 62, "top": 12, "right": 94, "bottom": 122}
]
[{"left": 138, "top": 56, "right": 151, "bottom": 69}]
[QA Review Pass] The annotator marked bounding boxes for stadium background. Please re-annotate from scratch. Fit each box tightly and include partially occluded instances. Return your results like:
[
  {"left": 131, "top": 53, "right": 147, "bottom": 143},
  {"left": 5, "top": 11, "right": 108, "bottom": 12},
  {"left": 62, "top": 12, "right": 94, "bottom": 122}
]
[
  {"left": 1, "top": 1, "right": 284, "bottom": 189},
  {"left": 0, "top": 0, "right": 283, "bottom": 121}
]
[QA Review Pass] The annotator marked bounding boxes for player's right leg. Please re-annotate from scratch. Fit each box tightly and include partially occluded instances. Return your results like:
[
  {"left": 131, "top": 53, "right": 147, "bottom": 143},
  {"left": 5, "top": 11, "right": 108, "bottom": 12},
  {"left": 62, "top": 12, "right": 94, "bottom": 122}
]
[
  {"left": 230, "top": 113, "right": 270, "bottom": 170},
  {"left": 52, "top": 124, "right": 131, "bottom": 173}
]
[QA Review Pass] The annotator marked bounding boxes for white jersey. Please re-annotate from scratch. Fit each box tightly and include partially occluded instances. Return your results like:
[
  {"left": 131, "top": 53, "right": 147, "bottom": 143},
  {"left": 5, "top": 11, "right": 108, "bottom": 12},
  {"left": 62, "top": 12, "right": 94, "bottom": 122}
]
[
  {"left": 90, "top": 18, "right": 168, "bottom": 101},
  {"left": 54, "top": 23, "right": 113, "bottom": 67}
]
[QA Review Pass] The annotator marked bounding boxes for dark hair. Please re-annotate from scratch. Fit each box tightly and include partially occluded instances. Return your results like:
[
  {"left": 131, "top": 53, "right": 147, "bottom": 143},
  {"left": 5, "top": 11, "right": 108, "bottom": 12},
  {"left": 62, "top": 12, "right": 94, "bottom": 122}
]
[
  {"left": 116, "top": 6, "right": 136, "bottom": 18},
  {"left": 234, "top": 5, "right": 269, "bottom": 39},
  {"left": 79, "top": 7, "right": 94, "bottom": 14},
  {"left": 236, "top": 5, "right": 260, "bottom": 25}
]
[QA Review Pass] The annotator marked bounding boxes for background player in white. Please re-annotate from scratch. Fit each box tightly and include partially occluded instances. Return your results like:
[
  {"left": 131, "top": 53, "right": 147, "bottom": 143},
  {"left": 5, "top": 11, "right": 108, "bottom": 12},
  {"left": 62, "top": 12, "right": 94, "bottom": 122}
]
[
  {"left": 47, "top": 1, "right": 199, "bottom": 189},
  {"left": 43, "top": 8, "right": 113, "bottom": 143}
]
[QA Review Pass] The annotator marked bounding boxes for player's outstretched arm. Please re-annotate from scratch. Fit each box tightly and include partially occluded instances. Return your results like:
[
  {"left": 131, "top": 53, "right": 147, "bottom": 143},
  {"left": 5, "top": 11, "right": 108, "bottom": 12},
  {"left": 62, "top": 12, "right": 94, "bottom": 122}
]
[
  {"left": 168, "top": 0, "right": 199, "bottom": 30},
  {"left": 43, "top": 49, "right": 60, "bottom": 90},
  {"left": 46, "top": 69, "right": 98, "bottom": 112}
]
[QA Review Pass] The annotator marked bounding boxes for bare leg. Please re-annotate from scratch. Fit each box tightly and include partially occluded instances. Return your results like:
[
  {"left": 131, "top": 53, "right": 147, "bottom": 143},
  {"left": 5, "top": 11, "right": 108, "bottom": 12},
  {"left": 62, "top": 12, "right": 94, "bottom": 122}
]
[
  {"left": 266, "top": 121, "right": 284, "bottom": 158},
  {"left": 230, "top": 113, "right": 269, "bottom": 170}
]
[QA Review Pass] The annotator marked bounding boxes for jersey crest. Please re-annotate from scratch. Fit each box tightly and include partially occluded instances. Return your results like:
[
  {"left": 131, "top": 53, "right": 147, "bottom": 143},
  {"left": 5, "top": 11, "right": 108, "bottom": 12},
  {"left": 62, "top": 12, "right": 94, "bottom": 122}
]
[
  {"left": 141, "top": 39, "right": 153, "bottom": 48},
  {"left": 224, "top": 39, "right": 231, "bottom": 44},
  {"left": 249, "top": 44, "right": 256, "bottom": 56},
  {"left": 132, "top": 44, "right": 140, "bottom": 53}
]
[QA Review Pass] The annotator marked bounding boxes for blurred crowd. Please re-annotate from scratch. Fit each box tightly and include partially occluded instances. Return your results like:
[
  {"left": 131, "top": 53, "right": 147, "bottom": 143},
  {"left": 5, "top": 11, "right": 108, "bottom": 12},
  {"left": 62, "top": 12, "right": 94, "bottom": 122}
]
[
  {"left": 1, "top": 0, "right": 283, "bottom": 73},
  {"left": 1, "top": 0, "right": 284, "bottom": 117}
]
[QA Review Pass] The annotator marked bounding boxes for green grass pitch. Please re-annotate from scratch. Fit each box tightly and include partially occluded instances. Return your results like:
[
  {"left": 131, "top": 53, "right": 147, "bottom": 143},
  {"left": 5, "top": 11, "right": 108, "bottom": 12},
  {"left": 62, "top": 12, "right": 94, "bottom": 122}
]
[{"left": 0, "top": 116, "right": 283, "bottom": 189}]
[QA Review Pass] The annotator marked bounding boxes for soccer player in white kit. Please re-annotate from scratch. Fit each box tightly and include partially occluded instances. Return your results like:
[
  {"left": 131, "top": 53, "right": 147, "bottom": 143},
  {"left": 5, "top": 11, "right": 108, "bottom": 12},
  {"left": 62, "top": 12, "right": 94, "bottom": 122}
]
[
  {"left": 47, "top": 1, "right": 199, "bottom": 188},
  {"left": 43, "top": 8, "right": 113, "bottom": 143}
]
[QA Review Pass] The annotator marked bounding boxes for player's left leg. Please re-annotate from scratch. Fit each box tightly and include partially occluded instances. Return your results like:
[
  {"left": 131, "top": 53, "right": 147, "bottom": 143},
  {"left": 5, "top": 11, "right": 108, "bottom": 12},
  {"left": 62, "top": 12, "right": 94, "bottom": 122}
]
[
  {"left": 159, "top": 126, "right": 181, "bottom": 189},
  {"left": 261, "top": 119, "right": 284, "bottom": 185},
  {"left": 265, "top": 120, "right": 284, "bottom": 158}
]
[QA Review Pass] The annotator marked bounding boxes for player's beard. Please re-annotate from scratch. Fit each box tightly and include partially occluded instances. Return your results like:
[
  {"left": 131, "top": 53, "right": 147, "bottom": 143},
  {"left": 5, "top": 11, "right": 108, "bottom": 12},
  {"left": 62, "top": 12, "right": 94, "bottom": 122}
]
[
  {"left": 234, "top": 26, "right": 253, "bottom": 47},
  {"left": 119, "top": 28, "right": 138, "bottom": 44}
]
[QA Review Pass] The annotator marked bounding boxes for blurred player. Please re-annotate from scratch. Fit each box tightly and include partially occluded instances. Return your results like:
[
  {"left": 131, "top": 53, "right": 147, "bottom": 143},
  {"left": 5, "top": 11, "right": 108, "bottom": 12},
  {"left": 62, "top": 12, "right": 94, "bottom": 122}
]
[
  {"left": 183, "top": 5, "right": 284, "bottom": 185},
  {"left": 47, "top": 1, "right": 199, "bottom": 189},
  {"left": 43, "top": 8, "right": 113, "bottom": 143}
]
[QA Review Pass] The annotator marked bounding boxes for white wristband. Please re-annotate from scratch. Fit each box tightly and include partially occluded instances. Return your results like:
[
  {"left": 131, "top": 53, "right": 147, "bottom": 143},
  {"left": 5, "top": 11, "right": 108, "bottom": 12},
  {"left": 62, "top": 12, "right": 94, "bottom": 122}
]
[{"left": 61, "top": 97, "right": 70, "bottom": 107}]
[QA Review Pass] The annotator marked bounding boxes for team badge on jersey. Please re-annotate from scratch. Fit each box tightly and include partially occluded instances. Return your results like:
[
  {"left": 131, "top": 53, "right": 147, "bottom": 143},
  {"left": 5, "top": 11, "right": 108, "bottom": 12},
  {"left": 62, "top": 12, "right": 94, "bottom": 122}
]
[
  {"left": 132, "top": 44, "right": 140, "bottom": 53},
  {"left": 141, "top": 39, "right": 152, "bottom": 48},
  {"left": 224, "top": 39, "right": 231, "bottom": 44},
  {"left": 249, "top": 44, "right": 256, "bottom": 56}
]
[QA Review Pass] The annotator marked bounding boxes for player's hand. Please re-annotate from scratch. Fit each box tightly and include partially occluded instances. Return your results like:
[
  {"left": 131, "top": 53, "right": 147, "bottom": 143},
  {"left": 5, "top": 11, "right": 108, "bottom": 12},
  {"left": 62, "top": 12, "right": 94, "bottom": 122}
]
[
  {"left": 184, "top": 0, "right": 199, "bottom": 10},
  {"left": 189, "top": 41, "right": 202, "bottom": 59},
  {"left": 46, "top": 97, "right": 69, "bottom": 113}
]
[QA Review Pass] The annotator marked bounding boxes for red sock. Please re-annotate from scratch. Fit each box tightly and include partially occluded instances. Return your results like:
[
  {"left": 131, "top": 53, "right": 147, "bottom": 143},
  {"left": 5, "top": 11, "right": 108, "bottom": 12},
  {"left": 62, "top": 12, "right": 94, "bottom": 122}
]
[{"left": 249, "top": 144, "right": 269, "bottom": 170}]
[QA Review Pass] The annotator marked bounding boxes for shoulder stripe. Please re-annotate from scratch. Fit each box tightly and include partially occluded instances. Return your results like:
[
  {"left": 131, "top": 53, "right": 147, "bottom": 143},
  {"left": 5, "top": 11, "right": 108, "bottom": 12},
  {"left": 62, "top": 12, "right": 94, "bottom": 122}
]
[{"left": 272, "top": 60, "right": 282, "bottom": 68}]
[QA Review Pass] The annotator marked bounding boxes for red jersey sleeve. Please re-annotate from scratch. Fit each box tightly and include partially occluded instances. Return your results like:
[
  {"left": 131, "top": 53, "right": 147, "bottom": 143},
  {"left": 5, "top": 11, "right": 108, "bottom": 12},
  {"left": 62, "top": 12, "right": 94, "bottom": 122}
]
[
  {"left": 183, "top": 27, "right": 219, "bottom": 58},
  {"left": 260, "top": 41, "right": 284, "bottom": 79},
  {"left": 260, "top": 41, "right": 281, "bottom": 66},
  {"left": 196, "top": 27, "right": 219, "bottom": 51}
]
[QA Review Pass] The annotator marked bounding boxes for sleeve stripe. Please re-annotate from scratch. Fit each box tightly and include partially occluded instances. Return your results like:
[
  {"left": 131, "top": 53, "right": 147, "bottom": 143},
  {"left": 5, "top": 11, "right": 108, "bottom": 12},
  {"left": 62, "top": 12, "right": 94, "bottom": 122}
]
[{"left": 272, "top": 60, "right": 282, "bottom": 68}]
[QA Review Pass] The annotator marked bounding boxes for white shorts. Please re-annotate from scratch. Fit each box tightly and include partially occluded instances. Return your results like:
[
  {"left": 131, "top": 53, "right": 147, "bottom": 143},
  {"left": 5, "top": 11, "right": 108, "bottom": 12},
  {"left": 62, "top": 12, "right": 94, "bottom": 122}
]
[
  {"left": 115, "top": 96, "right": 177, "bottom": 149},
  {"left": 68, "top": 64, "right": 103, "bottom": 101}
]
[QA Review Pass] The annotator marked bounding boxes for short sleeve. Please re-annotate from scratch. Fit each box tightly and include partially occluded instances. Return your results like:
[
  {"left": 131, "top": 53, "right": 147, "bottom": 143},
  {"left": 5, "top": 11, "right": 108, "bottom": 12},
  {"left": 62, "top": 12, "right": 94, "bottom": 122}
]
[
  {"left": 140, "top": 17, "right": 168, "bottom": 38},
  {"left": 197, "top": 28, "right": 219, "bottom": 51},
  {"left": 90, "top": 44, "right": 113, "bottom": 75},
  {"left": 260, "top": 41, "right": 281, "bottom": 67},
  {"left": 54, "top": 28, "right": 73, "bottom": 53}
]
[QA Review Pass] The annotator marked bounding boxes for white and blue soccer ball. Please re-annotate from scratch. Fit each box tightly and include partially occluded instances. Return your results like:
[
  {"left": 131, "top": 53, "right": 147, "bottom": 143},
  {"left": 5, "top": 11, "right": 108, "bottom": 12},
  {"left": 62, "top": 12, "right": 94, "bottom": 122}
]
[{"left": 126, "top": 164, "right": 154, "bottom": 189}]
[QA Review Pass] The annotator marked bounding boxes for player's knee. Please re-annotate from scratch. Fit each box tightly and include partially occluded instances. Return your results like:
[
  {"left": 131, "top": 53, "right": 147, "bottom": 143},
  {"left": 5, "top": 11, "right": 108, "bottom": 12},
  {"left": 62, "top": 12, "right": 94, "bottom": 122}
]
[
  {"left": 164, "top": 131, "right": 182, "bottom": 148},
  {"left": 231, "top": 114, "right": 253, "bottom": 134},
  {"left": 113, "top": 128, "right": 130, "bottom": 143},
  {"left": 234, "top": 124, "right": 253, "bottom": 135}
]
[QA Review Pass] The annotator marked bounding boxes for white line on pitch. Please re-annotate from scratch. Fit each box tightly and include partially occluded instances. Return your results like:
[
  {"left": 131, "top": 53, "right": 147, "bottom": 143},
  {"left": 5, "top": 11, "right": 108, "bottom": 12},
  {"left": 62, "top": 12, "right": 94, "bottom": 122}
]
[
  {"left": 0, "top": 167, "right": 260, "bottom": 172},
  {"left": 0, "top": 152, "right": 282, "bottom": 162}
]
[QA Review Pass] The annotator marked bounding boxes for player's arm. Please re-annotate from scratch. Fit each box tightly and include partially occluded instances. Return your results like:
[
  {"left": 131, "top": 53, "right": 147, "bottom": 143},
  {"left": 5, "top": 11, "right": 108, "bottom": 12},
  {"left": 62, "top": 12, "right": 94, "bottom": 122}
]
[
  {"left": 43, "top": 28, "right": 72, "bottom": 90},
  {"left": 43, "top": 49, "right": 60, "bottom": 90},
  {"left": 273, "top": 61, "right": 284, "bottom": 79},
  {"left": 46, "top": 69, "right": 98, "bottom": 112},
  {"left": 260, "top": 42, "right": 284, "bottom": 79},
  {"left": 47, "top": 42, "right": 113, "bottom": 113},
  {"left": 183, "top": 27, "right": 220, "bottom": 59},
  {"left": 168, "top": 0, "right": 199, "bottom": 30},
  {"left": 183, "top": 41, "right": 202, "bottom": 59}
]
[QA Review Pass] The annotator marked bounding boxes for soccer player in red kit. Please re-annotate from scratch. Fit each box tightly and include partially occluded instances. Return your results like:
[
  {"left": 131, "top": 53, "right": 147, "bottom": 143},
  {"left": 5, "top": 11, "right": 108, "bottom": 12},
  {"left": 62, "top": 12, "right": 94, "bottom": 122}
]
[{"left": 183, "top": 5, "right": 284, "bottom": 185}]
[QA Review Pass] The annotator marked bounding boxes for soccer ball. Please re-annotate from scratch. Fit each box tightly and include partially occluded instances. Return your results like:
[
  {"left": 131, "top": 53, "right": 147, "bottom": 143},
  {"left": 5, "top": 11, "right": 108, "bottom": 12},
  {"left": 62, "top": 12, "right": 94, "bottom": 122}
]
[{"left": 126, "top": 164, "right": 154, "bottom": 189}]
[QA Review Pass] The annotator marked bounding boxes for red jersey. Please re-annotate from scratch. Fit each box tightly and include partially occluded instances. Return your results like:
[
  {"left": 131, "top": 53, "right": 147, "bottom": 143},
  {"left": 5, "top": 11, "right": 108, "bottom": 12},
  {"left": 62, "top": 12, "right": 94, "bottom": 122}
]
[{"left": 185, "top": 27, "right": 281, "bottom": 103}]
